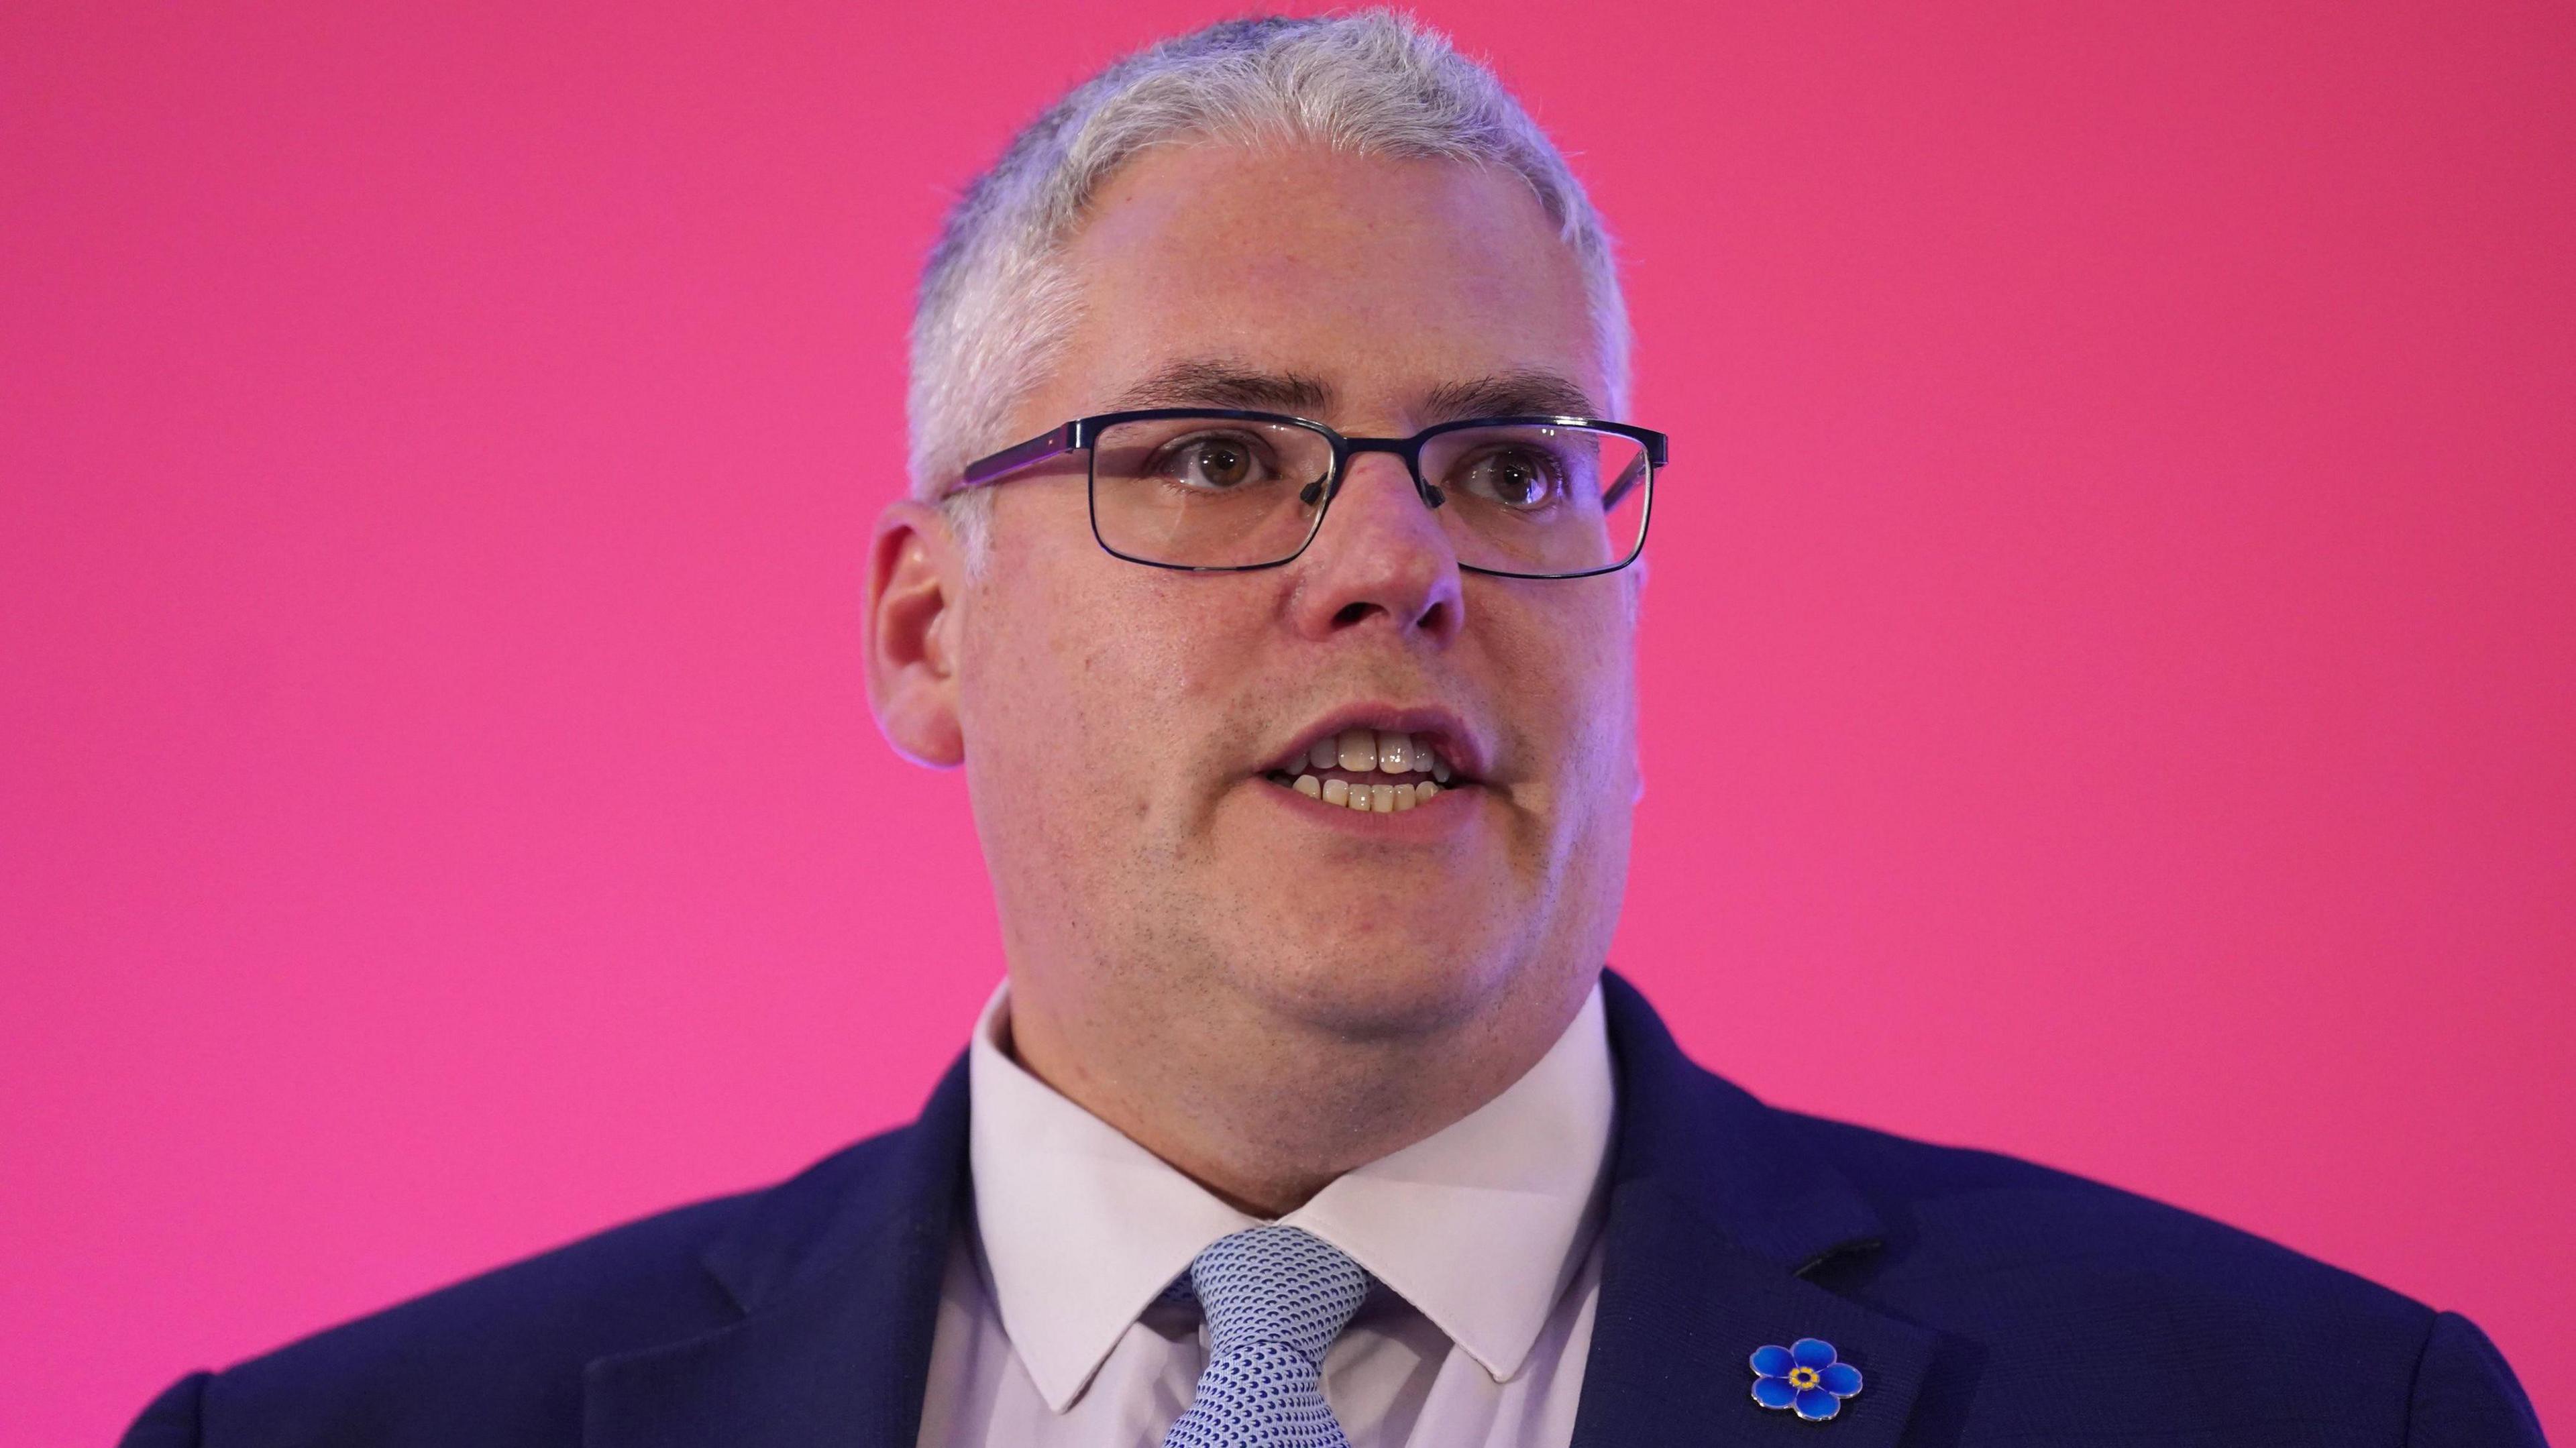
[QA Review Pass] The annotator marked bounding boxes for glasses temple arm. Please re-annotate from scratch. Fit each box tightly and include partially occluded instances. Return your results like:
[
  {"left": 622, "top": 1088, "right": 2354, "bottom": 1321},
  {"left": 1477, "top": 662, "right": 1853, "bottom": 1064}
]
[
  {"left": 1601, "top": 453, "right": 1650, "bottom": 512},
  {"left": 959, "top": 423, "right": 1079, "bottom": 489}
]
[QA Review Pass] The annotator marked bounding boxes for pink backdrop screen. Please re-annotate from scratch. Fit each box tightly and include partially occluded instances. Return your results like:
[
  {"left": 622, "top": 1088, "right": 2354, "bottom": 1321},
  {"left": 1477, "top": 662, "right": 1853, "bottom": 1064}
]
[{"left": 3, "top": 3, "right": 2569, "bottom": 1444}]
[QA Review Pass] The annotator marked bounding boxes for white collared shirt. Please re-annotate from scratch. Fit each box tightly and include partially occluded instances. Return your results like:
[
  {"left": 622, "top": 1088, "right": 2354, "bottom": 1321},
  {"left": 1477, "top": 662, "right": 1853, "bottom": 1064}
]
[{"left": 913, "top": 981, "right": 1617, "bottom": 1447}]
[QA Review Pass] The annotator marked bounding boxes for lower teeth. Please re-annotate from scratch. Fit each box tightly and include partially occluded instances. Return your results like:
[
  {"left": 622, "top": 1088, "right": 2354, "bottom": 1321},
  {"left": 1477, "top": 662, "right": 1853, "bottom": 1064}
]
[{"left": 1284, "top": 774, "right": 1442, "bottom": 812}]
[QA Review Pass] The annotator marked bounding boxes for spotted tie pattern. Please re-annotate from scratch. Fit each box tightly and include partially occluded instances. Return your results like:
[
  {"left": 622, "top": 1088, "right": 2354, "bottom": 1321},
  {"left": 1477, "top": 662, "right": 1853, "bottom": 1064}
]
[{"left": 1161, "top": 1225, "right": 1372, "bottom": 1448}]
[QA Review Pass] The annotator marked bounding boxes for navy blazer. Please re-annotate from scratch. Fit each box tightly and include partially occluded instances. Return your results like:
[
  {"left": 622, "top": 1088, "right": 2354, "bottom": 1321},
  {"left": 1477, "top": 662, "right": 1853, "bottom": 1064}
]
[{"left": 121, "top": 972, "right": 2546, "bottom": 1446}]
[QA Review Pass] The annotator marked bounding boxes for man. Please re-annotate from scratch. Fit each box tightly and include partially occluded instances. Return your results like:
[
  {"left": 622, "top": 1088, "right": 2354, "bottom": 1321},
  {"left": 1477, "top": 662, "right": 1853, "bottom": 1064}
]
[{"left": 122, "top": 13, "right": 2544, "bottom": 1447}]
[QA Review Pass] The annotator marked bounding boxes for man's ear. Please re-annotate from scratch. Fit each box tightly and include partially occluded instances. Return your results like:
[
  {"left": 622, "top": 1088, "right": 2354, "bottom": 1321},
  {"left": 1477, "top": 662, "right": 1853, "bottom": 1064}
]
[{"left": 864, "top": 498, "right": 967, "bottom": 768}]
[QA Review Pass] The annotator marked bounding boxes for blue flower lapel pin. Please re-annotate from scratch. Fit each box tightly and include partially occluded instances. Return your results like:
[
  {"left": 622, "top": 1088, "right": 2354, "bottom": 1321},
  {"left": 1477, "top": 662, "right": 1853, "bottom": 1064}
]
[{"left": 1750, "top": 1337, "right": 1864, "bottom": 1422}]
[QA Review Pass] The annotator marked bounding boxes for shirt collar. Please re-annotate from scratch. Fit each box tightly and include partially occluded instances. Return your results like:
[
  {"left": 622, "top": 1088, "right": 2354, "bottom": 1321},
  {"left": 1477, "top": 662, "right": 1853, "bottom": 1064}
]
[{"left": 966, "top": 979, "right": 1617, "bottom": 1412}]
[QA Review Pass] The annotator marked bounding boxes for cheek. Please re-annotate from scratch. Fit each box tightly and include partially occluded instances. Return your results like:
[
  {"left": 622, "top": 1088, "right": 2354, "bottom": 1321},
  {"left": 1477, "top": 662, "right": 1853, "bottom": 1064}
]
[
  {"left": 967, "top": 559, "right": 1248, "bottom": 804},
  {"left": 1497, "top": 596, "right": 1640, "bottom": 826},
  {"left": 1040, "top": 584, "right": 1229, "bottom": 723}
]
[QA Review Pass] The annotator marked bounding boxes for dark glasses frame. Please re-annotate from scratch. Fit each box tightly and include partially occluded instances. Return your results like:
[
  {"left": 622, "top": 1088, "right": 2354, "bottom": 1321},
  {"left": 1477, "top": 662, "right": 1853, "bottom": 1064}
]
[{"left": 956, "top": 408, "right": 1668, "bottom": 579}]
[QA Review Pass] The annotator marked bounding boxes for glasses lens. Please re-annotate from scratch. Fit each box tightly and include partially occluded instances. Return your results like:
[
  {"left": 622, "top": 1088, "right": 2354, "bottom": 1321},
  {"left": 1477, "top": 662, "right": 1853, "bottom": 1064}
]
[
  {"left": 1090, "top": 415, "right": 1335, "bottom": 567},
  {"left": 1420, "top": 424, "right": 1652, "bottom": 576}
]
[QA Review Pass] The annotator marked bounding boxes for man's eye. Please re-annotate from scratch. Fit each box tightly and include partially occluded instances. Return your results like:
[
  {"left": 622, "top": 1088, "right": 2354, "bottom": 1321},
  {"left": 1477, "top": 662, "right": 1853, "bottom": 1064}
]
[
  {"left": 1458, "top": 447, "right": 1567, "bottom": 510},
  {"left": 1155, "top": 434, "right": 1271, "bottom": 490}
]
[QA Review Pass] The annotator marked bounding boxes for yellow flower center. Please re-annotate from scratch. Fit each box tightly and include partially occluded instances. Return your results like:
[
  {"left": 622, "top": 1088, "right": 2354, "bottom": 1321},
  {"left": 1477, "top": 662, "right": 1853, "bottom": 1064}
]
[{"left": 1788, "top": 1366, "right": 1821, "bottom": 1390}]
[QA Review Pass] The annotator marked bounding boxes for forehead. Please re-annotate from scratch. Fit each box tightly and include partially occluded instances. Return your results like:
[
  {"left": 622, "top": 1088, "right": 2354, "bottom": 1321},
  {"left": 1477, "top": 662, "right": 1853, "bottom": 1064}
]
[{"left": 1046, "top": 141, "right": 1603, "bottom": 421}]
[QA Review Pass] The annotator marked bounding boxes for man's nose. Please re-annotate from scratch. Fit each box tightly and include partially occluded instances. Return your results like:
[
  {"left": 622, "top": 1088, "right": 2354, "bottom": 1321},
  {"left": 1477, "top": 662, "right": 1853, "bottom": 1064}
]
[{"left": 1286, "top": 453, "right": 1465, "bottom": 643}]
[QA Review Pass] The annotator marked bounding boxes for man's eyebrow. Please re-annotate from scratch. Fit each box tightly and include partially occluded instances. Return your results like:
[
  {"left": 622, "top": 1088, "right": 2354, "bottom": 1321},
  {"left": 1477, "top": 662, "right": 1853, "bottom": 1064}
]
[
  {"left": 1417, "top": 370, "right": 1603, "bottom": 423},
  {"left": 1094, "top": 361, "right": 1601, "bottom": 426},
  {"left": 1101, "top": 361, "right": 1338, "bottom": 415}
]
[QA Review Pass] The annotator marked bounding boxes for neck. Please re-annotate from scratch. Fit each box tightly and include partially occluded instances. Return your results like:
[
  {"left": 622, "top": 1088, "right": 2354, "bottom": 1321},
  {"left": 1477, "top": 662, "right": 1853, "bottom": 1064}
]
[{"left": 1002, "top": 960, "right": 1591, "bottom": 1217}]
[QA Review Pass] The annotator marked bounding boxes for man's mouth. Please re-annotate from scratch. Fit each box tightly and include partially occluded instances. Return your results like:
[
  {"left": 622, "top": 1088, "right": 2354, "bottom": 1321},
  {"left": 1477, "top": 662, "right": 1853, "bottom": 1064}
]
[{"left": 1260, "top": 728, "right": 1469, "bottom": 814}]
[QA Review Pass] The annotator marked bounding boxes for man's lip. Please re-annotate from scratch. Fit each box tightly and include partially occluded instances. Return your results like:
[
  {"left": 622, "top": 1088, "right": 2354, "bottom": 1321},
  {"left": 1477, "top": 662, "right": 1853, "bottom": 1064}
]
[{"left": 1264, "top": 704, "right": 1490, "bottom": 781}]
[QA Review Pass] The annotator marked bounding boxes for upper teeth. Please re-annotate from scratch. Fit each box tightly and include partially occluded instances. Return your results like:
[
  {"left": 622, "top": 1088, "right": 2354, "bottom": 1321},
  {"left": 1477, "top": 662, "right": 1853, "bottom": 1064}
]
[
  {"left": 1305, "top": 728, "right": 1452, "bottom": 781},
  {"left": 1283, "top": 729, "right": 1457, "bottom": 812}
]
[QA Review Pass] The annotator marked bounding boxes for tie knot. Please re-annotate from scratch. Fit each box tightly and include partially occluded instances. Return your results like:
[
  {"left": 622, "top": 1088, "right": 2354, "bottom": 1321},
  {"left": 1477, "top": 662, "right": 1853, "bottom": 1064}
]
[{"left": 1185, "top": 1225, "right": 1371, "bottom": 1361}]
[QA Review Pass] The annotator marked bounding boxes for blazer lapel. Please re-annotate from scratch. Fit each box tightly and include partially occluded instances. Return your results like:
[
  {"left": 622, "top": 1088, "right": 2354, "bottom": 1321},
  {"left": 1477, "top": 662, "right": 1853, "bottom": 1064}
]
[
  {"left": 1572, "top": 972, "right": 1942, "bottom": 1447},
  {"left": 583, "top": 1056, "right": 970, "bottom": 1448}
]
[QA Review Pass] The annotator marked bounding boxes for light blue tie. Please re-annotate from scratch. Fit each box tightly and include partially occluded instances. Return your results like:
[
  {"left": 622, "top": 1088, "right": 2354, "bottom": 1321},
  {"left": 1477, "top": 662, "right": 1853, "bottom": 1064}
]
[{"left": 1161, "top": 1225, "right": 1372, "bottom": 1448}]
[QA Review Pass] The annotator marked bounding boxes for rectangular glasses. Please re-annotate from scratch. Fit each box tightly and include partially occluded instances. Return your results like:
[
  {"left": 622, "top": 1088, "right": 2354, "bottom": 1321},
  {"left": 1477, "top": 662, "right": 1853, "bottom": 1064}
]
[{"left": 957, "top": 409, "right": 1667, "bottom": 579}]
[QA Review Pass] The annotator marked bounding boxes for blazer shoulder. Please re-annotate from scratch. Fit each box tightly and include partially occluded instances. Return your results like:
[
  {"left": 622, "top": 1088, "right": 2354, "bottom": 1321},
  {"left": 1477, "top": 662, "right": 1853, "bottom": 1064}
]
[
  {"left": 1768, "top": 1109, "right": 2522, "bottom": 1441},
  {"left": 1784, "top": 1107, "right": 2432, "bottom": 1326},
  {"left": 150, "top": 1121, "right": 925, "bottom": 1448},
  {"left": 1784, "top": 1111, "right": 2555, "bottom": 1443}
]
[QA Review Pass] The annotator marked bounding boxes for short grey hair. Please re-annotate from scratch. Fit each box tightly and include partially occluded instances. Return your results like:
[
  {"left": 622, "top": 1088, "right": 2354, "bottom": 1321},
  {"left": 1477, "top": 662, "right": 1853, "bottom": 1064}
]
[{"left": 906, "top": 11, "right": 1631, "bottom": 549}]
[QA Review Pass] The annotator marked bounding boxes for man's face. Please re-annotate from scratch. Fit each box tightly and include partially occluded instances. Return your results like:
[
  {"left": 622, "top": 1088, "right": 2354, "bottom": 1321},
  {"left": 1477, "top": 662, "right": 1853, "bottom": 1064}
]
[{"left": 949, "top": 141, "right": 1638, "bottom": 1040}]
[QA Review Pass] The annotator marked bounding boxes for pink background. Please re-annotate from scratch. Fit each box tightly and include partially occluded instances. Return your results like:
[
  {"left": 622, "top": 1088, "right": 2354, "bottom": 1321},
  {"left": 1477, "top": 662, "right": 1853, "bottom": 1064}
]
[{"left": 4, "top": 2, "right": 2570, "bottom": 1442}]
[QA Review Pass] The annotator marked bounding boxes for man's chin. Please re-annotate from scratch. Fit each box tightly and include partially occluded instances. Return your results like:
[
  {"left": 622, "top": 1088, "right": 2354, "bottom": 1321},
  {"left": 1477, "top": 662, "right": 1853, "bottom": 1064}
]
[
  {"left": 1191, "top": 799, "right": 1548, "bottom": 1036},
  {"left": 1214, "top": 925, "right": 1526, "bottom": 1044}
]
